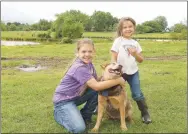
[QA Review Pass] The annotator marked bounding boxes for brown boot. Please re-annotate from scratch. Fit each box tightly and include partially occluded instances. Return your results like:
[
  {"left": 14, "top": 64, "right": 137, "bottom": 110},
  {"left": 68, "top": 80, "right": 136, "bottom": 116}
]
[{"left": 136, "top": 99, "right": 152, "bottom": 124}]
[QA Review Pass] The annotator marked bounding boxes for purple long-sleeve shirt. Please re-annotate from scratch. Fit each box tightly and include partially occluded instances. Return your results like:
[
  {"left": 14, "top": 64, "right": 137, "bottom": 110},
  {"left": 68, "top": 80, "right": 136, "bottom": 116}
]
[{"left": 53, "top": 58, "right": 97, "bottom": 103}]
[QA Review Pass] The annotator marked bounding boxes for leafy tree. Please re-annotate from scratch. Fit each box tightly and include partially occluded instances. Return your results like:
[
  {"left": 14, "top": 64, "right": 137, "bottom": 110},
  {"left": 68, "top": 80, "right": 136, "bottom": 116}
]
[
  {"left": 1, "top": 21, "right": 7, "bottom": 31},
  {"left": 91, "top": 11, "right": 115, "bottom": 31},
  {"left": 37, "top": 19, "right": 52, "bottom": 31},
  {"left": 62, "top": 20, "right": 84, "bottom": 39},
  {"left": 112, "top": 23, "right": 118, "bottom": 31},
  {"left": 51, "top": 14, "right": 64, "bottom": 38},
  {"left": 8, "top": 24, "right": 17, "bottom": 31},
  {"left": 136, "top": 24, "right": 145, "bottom": 34},
  {"left": 180, "top": 29, "right": 187, "bottom": 39},
  {"left": 30, "top": 23, "right": 39, "bottom": 31},
  {"left": 170, "top": 23, "right": 187, "bottom": 40},
  {"left": 22, "top": 23, "right": 31, "bottom": 31},
  {"left": 170, "top": 23, "right": 187, "bottom": 33},
  {"left": 61, "top": 10, "right": 90, "bottom": 29},
  {"left": 136, "top": 24, "right": 153, "bottom": 33},
  {"left": 13, "top": 22, "right": 21, "bottom": 26},
  {"left": 52, "top": 10, "right": 89, "bottom": 38},
  {"left": 50, "top": 32, "right": 57, "bottom": 39},
  {"left": 112, "top": 17, "right": 119, "bottom": 25},
  {"left": 7, "top": 22, "right": 12, "bottom": 26},
  {"left": 154, "top": 16, "right": 168, "bottom": 32},
  {"left": 85, "top": 17, "right": 93, "bottom": 31},
  {"left": 143, "top": 21, "right": 163, "bottom": 33}
]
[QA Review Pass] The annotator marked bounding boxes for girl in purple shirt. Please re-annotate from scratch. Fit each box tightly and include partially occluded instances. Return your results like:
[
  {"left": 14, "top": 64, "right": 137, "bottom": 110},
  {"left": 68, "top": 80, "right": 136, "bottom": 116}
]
[{"left": 53, "top": 38, "right": 125, "bottom": 133}]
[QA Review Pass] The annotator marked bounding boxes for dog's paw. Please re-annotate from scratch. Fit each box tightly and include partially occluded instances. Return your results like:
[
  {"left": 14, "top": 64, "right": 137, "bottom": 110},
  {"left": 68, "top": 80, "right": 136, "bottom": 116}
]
[
  {"left": 121, "top": 126, "right": 128, "bottom": 131},
  {"left": 91, "top": 127, "right": 99, "bottom": 133}
]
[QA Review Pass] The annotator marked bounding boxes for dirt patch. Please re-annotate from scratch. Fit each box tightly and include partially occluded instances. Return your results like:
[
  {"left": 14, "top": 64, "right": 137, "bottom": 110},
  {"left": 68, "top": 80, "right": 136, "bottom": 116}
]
[
  {"left": 1, "top": 57, "right": 72, "bottom": 68},
  {"left": 2, "top": 55, "right": 186, "bottom": 62},
  {"left": 1, "top": 55, "right": 186, "bottom": 70},
  {"left": 153, "top": 71, "right": 172, "bottom": 75}
]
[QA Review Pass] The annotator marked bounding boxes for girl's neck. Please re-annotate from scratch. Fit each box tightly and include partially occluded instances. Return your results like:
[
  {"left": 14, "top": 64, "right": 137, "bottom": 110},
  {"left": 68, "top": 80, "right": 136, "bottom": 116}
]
[{"left": 122, "top": 36, "right": 132, "bottom": 40}]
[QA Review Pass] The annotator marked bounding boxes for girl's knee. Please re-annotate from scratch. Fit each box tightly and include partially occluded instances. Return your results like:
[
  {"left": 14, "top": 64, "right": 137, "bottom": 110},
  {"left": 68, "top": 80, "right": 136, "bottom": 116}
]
[
  {"left": 72, "top": 123, "right": 86, "bottom": 133},
  {"left": 62, "top": 119, "right": 86, "bottom": 133}
]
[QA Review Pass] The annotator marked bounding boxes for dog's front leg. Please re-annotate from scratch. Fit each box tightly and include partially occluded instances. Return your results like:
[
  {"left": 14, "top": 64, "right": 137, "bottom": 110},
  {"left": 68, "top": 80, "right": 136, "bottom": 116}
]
[
  {"left": 119, "top": 100, "right": 128, "bottom": 131},
  {"left": 91, "top": 95, "right": 107, "bottom": 132}
]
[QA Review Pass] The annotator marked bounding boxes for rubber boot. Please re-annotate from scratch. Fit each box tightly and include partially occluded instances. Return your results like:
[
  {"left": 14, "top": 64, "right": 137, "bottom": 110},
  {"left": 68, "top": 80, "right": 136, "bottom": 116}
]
[{"left": 136, "top": 99, "right": 152, "bottom": 124}]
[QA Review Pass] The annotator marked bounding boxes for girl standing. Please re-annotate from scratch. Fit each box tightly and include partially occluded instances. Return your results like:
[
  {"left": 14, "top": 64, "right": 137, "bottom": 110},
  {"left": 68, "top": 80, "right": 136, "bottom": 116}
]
[{"left": 111, "top": 17, "right": 152, "bottom": 124}]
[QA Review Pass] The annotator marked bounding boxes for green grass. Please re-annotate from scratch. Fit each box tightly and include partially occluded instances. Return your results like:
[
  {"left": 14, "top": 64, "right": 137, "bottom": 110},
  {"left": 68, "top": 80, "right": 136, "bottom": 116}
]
[
  {"left": 1, "top": 31, "right": 46, "bottom": 39},
  {"left": 1, "top": 39, "right": 186, "bottom": 133},
  {"left": 2, "top": 31, "right": 173, "bottom": 40},
  {"left": 139, "top": 40, "right": 187, "bottom": 57},
  {"left": 83, "top": 32, "right": 172, "bottom": 39}
]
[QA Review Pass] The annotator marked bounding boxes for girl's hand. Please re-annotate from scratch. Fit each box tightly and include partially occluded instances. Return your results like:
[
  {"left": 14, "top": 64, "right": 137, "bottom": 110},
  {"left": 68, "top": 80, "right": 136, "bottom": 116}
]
[
  {"left": 127, "top": 48, "right": 137, "bottom": 57},
  {"left": 117, "top": 77, "right": 125, "bottom": 87}
]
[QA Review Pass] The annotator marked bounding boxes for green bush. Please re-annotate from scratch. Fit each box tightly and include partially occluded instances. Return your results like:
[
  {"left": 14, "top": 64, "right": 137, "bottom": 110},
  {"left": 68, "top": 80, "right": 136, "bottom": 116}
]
[
  {"left": 50, "top": 32, "right": 57, "bottom": 39},
  {"left": 37, "top": 33, "right": 51, "bottom": 38},
  {"left": 62, "top": 21, "right": 84, "bottom": 39},
  {"left": 170, "top": 29, "right": 187, "bottom": 40},
  {"left": 62, "top": 37, "right": 73, "bottom": 44}
]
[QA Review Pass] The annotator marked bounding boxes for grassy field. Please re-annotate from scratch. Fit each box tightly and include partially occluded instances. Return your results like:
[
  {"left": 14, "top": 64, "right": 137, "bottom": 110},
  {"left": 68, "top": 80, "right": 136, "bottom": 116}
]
[
  {"left": 1, "top": 31, "right": 173, "bottom": 40},
  {"left": 83, "top": 32, "right": 172, "bottom": 39},
  {"left": 1, "top": 31, "right": 45, "bottom": 39},
  {"left": 1, "top": 39, "right": 187, "bottom": 133}
]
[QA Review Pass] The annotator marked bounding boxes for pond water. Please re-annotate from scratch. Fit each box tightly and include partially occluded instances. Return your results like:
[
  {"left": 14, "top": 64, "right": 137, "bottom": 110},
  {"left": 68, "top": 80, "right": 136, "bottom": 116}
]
[
  {"left": 1, "top": 40, "right": 40, "bottom": 46},
  {"left": 16, "top": 65, "right": 47, "bottom": 72}
]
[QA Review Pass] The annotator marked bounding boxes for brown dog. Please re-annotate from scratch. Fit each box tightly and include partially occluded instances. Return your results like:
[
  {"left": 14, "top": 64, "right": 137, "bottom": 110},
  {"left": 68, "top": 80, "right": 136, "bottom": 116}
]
[{"left": 91, "top": 62, "right": 133, "bottom": 132}]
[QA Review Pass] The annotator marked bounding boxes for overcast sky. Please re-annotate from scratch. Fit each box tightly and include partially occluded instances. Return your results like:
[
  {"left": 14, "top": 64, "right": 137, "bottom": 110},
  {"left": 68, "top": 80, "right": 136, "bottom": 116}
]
[{"left": 1, "top": 2, "right": 187, "bottom": 27}]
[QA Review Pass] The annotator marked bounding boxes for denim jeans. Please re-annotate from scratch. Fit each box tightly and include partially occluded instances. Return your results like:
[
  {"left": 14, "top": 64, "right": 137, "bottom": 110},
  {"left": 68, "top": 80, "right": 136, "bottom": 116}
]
[
  {"left": 53, "top": 88, "right": 98, "bottom": 133},
  {"left": 122, "top": 71, "right": 145, "bottom": 101}
]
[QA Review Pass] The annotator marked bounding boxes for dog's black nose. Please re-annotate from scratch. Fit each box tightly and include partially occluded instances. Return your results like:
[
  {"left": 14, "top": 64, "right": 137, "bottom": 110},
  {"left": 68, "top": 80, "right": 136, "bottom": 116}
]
[{"left": 119, "top": 65, "right": 122, "bottom": 69}]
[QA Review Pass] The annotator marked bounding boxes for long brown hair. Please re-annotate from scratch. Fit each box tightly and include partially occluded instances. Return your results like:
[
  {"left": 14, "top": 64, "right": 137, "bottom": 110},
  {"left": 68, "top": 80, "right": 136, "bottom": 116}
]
[
  {"left": 116, "top": 17, "right": 136, "bottom": 37},
  {"left": 62, "top": 38, "right": 95, "bottom": 77},
  {"left": 75, "top": 38, "right": 95, "bottom": 53}
]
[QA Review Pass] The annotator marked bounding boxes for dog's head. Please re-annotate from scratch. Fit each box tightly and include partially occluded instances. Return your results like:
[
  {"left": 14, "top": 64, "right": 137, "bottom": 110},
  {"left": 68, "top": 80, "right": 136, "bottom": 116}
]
[{"left": 101, "top": 62, "right": 123, "bottom": 80}]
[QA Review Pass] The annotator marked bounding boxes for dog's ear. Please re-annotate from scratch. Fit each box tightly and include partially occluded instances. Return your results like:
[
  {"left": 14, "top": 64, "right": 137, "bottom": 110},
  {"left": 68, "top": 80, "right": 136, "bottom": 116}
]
[{"left": 100, "top": 63, "right": 109, "bottom": 69}]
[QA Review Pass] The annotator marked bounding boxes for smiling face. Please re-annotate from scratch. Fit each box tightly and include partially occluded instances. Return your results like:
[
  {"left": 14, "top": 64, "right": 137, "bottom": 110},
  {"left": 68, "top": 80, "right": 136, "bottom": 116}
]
[
  {"left": 77, "top": 43, "right": 95, "bottom": 64},
  {"left": 122, "top": 20, "right": 135, "bottom": 39},
  {"left": 102, "top": 62, "right": 123, "bottom": 80}
]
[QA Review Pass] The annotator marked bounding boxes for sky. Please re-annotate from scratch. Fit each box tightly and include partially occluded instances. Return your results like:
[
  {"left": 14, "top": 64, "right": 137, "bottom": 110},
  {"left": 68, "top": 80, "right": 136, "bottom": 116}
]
[{"left": 1, "top": 2, "right": 187, "bottom": 27}]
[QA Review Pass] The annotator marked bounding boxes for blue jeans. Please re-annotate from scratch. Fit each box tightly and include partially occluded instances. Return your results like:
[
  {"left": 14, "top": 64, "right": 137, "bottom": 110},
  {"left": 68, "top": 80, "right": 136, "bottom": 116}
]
[
  {"left": 53, "top": 88, "right": 98, "bottom": 133},
  {"left": 122, "top": 71, "right": 145, "bottom": 101}
]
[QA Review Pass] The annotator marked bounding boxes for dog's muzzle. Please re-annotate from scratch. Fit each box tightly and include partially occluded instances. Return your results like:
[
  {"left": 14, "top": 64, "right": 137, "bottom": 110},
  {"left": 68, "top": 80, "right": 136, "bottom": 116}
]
[{"left": 108, "top": 65, "right": 123, "bottom": 75}]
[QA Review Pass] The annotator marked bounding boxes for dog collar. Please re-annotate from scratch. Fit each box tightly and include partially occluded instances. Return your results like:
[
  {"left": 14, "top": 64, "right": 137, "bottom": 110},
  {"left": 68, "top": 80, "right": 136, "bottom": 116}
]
[{"left": 99, "top": 85, "right": 122, "bottom": 96}]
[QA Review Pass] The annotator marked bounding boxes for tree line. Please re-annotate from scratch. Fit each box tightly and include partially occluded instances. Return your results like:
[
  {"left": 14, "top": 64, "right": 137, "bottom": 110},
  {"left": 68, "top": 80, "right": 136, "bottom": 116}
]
[{"left": 1, "top": 10, "right": 187, "bottom": 41}]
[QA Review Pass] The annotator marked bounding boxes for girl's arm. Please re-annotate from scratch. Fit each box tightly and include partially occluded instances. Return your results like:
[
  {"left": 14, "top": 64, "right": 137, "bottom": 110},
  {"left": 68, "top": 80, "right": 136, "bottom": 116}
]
[
  {"left": 111, "top": 50, "right": 118, "bottom": 62},
  {"left": 86, "top": 77, "right": 125, "bottom": 91},
  {"left": 127, "top": 48, "right": 144, "bottom": 63},
  {"left": 134, "top": 52, "right": 144, "bottom": 63}
]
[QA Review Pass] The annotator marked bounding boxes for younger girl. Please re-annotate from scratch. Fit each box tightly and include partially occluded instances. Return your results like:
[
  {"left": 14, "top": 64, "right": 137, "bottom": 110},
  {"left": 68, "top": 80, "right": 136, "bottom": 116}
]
[
  {"left": 53, "top": 38, "right": 125, "bottom": 133},
  {"left": 111, "top": 17, "right": 152, "bottom": 124}
]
